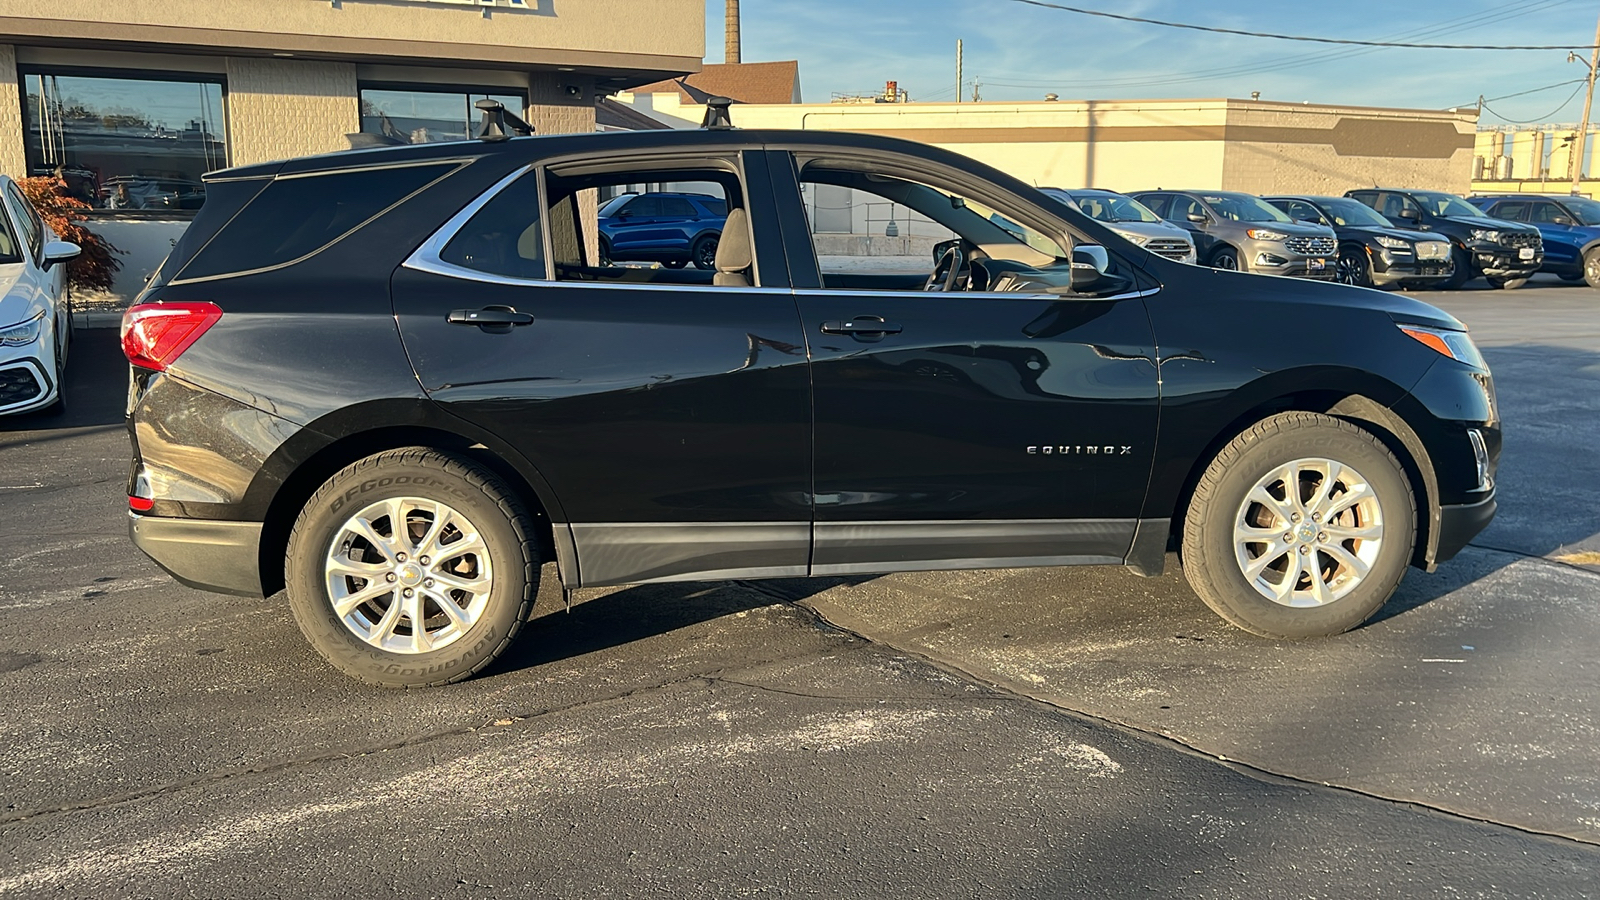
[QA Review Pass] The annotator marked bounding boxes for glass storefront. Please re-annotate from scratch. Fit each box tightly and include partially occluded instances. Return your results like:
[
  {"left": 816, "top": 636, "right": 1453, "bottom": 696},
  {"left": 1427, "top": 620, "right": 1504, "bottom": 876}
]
[
  {"left": 22, "top": 70, "right": 228, "bottom": 213},
  {"left": 359, "top": 85, "right": 527, "bottom": 144}
]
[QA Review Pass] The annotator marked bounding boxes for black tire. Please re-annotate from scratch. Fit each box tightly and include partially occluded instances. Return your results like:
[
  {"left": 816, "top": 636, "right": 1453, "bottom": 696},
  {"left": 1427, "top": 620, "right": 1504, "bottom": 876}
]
[
  {"left": 692, "top": 233, "right": 720, "bottom": 271},
  {"left": 1209, "top": 246, "right": 1240, "bottom": 271},
  {"left": 663, "top": 260, "right": 688, "bottom": 269},
  {"left": 1484, "top": 275, "right": 1529, "bottom": 290},
  {"left": 1584, "top": 248, "right": 1600, "bottom": 289},
  {"left": 597, "top": 237, "right": 613, "bottom": 268},
  {"left": 1180, "top": 412, "right": 1415, "bottom": 640},
  {"left": 1335, "top": 247, "right": 1371, "bottom": 287},
  {"left": 285, "top": 447, "right": 538, "bottom": 688},
  {"left": 1437, "top": 246, "right": 1471, "bottom": 290}
]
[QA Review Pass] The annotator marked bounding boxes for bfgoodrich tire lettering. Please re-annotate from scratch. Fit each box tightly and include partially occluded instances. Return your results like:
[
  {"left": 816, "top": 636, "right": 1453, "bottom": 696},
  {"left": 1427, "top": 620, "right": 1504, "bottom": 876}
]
[
  {"left": 285, "top": 447, "right": 537, "bottom": 687},
  {"left": 1180, "top": 412, "right": 1415, "bottom": 639}
]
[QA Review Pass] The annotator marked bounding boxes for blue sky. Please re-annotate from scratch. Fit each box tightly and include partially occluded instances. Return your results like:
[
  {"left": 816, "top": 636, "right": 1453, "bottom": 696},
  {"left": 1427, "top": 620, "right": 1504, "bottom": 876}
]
[{"left": 707, "top": 0, "right": 1595, "bottom": 125}]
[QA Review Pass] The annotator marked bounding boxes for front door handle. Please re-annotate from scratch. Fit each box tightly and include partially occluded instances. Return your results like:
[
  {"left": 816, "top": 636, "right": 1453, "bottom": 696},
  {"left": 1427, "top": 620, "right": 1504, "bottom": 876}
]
[
  {"left": 820, "top": 316, "right": 903, "bottom": 338},
  {"left": 448, "top": 306, "right": 534, "bottom": 334}
]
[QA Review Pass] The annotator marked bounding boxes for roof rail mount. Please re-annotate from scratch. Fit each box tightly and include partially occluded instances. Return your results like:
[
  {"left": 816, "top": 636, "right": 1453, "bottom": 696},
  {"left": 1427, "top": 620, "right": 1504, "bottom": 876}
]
[
  {"left": 477, "top": 99, "right": 535, "bottom": 142},
  {"left": 702, "top": 97, "right": 736, "bottom": 130}
]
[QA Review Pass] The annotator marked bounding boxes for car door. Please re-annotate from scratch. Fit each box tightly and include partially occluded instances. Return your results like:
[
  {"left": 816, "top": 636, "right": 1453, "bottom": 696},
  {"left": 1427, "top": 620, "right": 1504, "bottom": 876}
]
[
  {"left": 1524, "top": 200, "right": 1579, "bottom": 268},
  {"left": 766, "top": 150, "right": 1160, "bottom": 575},
  {"left": 654, "top": 195, "right": 700, "bottom": 255},
  {"left": 392, "top": 151, "right": 814, "bottom": 588},
  {"left": 605, "top": 194, "right": 660, "bottom": 255},
  {"left": 1167, "top": 195, "right": 1219, "bottom": 260}
]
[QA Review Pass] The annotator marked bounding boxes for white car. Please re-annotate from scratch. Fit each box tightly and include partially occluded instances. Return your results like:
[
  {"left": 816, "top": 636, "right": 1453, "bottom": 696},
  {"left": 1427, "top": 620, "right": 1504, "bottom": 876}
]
[{"left": 0, "top": 175, "right": 81, "bottom": 416}]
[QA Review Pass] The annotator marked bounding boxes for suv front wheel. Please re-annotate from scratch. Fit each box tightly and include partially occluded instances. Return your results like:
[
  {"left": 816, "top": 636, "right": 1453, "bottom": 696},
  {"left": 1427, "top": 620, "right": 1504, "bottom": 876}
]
[
  {"left": 285, "top": 448, "right": 538, "bottom": 687},
  {"left": 1180, "top": 412, "right": 1415, "bottom": 639}
]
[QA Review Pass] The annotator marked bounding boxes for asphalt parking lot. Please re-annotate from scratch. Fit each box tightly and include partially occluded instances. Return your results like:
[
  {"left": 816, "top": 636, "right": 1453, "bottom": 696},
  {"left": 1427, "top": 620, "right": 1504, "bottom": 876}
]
[{"left": 1, "top": 277, "right": 1597, "bottom": 897}]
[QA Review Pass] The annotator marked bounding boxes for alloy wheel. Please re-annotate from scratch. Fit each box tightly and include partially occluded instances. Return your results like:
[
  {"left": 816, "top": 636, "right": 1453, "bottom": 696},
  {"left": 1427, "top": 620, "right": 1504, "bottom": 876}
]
[
  {"left": 324, "top": 496, "right": 493, "bottom": 654},
  {"left": 1232, "top": 458, "right": 1384, "bottom": 608}
]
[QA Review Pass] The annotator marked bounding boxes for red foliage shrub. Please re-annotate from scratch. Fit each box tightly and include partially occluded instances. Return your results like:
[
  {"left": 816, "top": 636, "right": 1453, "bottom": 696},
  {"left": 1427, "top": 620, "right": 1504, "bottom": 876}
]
[{"left": 17, "top": 176, "right": 122, "bottom": 293}]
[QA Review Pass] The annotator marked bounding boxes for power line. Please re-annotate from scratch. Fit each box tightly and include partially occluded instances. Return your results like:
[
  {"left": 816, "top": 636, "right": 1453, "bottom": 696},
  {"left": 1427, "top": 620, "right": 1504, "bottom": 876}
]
[
  {"left": 971, "top": 0, "right": 1576, "bottom": 93},
  {"left": 1481, "top": 82, "right": 1588, "bottom": 123},
  {"left": 1456, "top": 77, "right": 1587, "bottom": 110},
  {"left": 1003, "top": 0, "right": 1594, "bottom": 50}
]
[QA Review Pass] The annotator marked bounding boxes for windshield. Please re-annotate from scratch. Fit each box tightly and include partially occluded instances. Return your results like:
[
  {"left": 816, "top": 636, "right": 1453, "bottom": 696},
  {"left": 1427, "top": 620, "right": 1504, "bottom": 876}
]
[
  {"left": 1411, "top": 190, "right": 1482, "bottom": 218},
  {"left": 1200, "top": 193, "right": 1291, "bottom": 224},
  {"left": 1318, "top": 198, "right": 1392, "bottom": 228},
  {"left": 1562, "top": 197, "right": 1600, "bottom": 225},
  {"left": 1052, "top": 190, "right": 1160, "bottom": 224},
  {"left": 598, "top": 194, "right": 635, "bottom": 217}
]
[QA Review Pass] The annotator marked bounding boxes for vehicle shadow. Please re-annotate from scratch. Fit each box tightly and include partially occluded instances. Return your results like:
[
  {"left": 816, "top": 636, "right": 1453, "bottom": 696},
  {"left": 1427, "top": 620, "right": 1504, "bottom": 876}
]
[
  {"left": 0, "top": 326, "right": 126, "bottom": 432},
  {"left": 484, "top": 573, "right": 879, "bottom": 676}
]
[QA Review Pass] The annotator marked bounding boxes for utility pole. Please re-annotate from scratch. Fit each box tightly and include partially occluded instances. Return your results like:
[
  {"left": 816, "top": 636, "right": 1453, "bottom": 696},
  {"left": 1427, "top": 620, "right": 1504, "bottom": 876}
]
[
  {"left": 955, "top": 39, "right": 963, "bottom": 104},
  {"left": 1571, "top": 8, "right": 1600, "bottom": 195}
]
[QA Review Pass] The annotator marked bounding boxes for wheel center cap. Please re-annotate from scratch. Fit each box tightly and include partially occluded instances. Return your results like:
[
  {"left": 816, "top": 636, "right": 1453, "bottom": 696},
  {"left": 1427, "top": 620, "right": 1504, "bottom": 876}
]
[
  {"left": 396, "top": 564, "right": 424, "bottom": 586},
  {"left": 1298, "top": 524, "right": 1317, "bottom": 543}
]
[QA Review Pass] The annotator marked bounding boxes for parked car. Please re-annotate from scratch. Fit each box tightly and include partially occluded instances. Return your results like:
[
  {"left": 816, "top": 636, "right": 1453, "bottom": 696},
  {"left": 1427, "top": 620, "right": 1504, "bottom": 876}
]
[
  {"left": 1344, "top": 188, "right": 1542, "bottom": 290},
  {"left": 1041, "top": 188, "right": 1196, "bottom": 264},
  {"left": 0, "top": 174, "right": 80, "bottom": 416},
  {"left": 122, "top": 122, "right": 1499, "bottom": 687},
  {"left": 1263, "top": 195, "right": 1454, "bottom": 289},
  {"left": 1467, "top": 194, "right": 1600, "bottom": 288},
  {"left": 597, "top": 191, "right": 726, "bottom": 269},
  {"left": 1131, "top": 189, "right": 1337, "bottom": 278}
]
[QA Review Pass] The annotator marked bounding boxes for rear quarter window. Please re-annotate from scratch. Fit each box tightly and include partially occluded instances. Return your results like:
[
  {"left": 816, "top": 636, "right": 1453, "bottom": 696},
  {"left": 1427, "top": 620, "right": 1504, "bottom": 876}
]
[{"left": 176, "top": 161, "right": 459, "bottom": 281}]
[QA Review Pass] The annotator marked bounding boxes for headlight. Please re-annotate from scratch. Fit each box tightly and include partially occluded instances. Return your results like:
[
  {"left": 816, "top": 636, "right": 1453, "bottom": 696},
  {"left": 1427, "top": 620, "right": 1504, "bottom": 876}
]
[
  {"left": 1398, "top": 323, "right": 1486, "bottom": 369},
  {"left": 1246, "top": 229, "right": 1287, "bottom": 241},
  {"left": 1112, "top": 229, "right": 1150, "bottom": 246},
  {"left": 1469, "top": 229, "right": 1500, "bottom": 244},
  {"left": 1374, "top": 236, "right": 1410, "bottom": 250},
  {"left": 0, "top": 311, "right": 44, "bottom": 347}
]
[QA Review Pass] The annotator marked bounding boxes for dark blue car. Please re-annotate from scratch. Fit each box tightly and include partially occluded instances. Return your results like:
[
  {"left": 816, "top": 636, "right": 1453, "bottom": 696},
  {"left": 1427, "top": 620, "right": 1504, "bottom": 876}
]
[
  {"left": 1469, "top": 194, "right": 1600, "bottom": 288},
  {"left": 597, "top": 191, "right": 727, "bottom": 270}
]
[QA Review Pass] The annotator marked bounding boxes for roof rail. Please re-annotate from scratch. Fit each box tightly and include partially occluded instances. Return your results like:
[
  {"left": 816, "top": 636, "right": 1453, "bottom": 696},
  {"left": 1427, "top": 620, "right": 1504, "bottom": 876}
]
[
  {"left": 476, "top": 99, "right": 535, "bottom": 142},
  {"left": 701, "top": 97, "right": 735, "bottom": 130}
]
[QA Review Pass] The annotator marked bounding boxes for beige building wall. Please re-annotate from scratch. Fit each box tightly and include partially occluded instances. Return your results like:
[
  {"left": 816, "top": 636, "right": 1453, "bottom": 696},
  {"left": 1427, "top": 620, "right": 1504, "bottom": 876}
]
[
  {"left": 0, "top": 0, "right": 703, "bottom": 75},
  {"left": 628, "top": 94, "right": 1476, "bottom": 195},
  {"left": 0, "top": 44, "right": 23, "bottom": 179},
  {"left": 225, "top": 58, "right": 359, "bottom": 163}
]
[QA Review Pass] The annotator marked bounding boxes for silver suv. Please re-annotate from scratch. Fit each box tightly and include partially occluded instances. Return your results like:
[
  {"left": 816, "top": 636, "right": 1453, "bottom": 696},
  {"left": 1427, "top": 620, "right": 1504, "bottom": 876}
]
[
  {"left": 1042, "top": 188, "right": 1196, "bottom": 264},
  {"left": 1133, "top": 189, "right": 1338, "bottom": 279}
]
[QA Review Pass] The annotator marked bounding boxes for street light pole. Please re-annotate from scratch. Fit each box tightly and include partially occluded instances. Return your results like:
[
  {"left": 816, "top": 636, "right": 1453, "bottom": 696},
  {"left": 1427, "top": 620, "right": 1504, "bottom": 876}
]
[{"left": 1570, "top": 9, "right": 1600, "bottom": 195}]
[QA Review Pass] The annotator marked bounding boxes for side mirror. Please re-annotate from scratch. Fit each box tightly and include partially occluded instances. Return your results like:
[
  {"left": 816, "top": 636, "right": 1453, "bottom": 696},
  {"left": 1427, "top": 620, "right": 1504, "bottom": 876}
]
[
  {"left": 42, "top": 241, "right": 80, "bottom": 270},
  {"left": 1070, "top": 244, "right": 1110, "bottom": 290},
  {"left": 1553, "top": 215, "right": 1576, "bottom": 226},
  {"left": 1398, "top": 208, "right": 1420, "bottom": 221},
  {"left": 1186, "top": 212, "right": 1207, "bottom": 224}
]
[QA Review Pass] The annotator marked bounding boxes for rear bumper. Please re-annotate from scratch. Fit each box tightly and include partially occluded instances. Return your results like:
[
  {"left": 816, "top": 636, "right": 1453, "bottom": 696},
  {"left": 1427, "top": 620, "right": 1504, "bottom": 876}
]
[
  {"left": 1433, "top": 494, "right": 1497, "bottom": 565},
  {"left": 129, "top": 512, "right": 265, "bottom": 598}
]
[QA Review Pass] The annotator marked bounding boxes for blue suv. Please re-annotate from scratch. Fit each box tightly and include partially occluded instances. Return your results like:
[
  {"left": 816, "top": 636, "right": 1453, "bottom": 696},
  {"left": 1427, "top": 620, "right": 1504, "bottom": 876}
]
[
  {"left": 597, "top": 191, "right": 727, "bottom": 270},
  {"left": 1469, "top": 194, "right": 1600, "bottom": 288}
]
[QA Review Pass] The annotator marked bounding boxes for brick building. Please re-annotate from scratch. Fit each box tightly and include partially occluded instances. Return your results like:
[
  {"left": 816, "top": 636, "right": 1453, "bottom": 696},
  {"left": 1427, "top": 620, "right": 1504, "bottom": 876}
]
[{"left": 0, "top": 0, "right": 702, "bottom": 299}]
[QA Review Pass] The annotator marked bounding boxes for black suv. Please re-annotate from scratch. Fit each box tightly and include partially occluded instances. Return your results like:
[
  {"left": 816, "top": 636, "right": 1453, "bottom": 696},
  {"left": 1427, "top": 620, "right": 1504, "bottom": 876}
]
[
  {"left": 123, "top": 121, "right": 1500, "bottom": 686},
  {"left": 1345, "top": 188, "right": 1542, "bottom": 289},
  {"left": 1263, "top": 195, "right": 1455, "bottom": 289}
]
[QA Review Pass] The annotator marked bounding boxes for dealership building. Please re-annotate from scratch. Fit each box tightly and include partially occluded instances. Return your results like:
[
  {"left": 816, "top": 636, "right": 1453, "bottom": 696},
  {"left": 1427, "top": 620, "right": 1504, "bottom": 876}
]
[{"left": 0, "top": 0, "right": 701, "bottom": 299}]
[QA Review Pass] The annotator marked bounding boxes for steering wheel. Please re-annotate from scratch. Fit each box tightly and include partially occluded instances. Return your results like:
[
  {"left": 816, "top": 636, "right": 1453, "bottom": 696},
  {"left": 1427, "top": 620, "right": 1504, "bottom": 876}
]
[{"left": 924, "top": 242, "right": 967, "bottom": 292}]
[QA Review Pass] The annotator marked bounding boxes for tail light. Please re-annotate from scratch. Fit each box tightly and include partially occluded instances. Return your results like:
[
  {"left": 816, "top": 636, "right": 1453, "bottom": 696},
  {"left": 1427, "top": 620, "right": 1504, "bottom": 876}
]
[{"left": 121, "top": 302, "right": 223, "bottom": 372}]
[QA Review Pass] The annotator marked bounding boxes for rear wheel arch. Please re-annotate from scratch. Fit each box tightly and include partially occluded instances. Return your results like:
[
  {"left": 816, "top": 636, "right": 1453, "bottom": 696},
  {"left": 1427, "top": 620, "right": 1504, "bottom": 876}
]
[
  {"left": 1166, "top": 389, "right": 1439, "bottom": 572},
  {"left": 253, "top": 424, "right": 564, "bottom": 596}
]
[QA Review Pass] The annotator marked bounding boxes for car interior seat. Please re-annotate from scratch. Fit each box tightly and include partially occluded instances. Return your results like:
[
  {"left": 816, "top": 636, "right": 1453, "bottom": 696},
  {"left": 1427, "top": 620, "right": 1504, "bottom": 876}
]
[{"left": 713, "top": 208, "right": 753, "bottom": 287}]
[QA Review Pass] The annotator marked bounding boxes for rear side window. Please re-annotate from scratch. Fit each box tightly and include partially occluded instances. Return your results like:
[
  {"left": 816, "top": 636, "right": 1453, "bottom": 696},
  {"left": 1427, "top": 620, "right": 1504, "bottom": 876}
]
[
  {"left": 700, "top": 198, "right": 727, "bottom": 216},
  {"left": 177, "top": 162, "right": 458, "bottom": 281},
  {"left": 439, "top": 172, "right": 543, "bottom": 280},
  {"left": 1491, "top": 201, "right": 1529, "bottom": 222}
]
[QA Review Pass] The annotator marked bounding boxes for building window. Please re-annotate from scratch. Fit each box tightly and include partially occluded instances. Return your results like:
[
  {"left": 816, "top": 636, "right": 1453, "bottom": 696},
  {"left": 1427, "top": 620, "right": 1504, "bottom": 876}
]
[
  {"left": 359, "top": 85, "right": 527, "bottom": 145},
  {"left": 22, "top": 70, "right": 228, "bottom": 214}
]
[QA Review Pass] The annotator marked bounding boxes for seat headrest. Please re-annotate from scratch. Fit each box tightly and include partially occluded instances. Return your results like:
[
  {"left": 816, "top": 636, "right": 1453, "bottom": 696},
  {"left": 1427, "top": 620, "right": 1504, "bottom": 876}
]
[{"left": 716, "top": 207, "right": 754, "bottom": 273}]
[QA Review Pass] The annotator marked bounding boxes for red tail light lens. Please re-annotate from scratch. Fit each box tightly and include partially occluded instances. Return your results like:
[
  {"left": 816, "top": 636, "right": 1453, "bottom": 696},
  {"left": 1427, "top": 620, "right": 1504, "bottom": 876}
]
[{"left": 121, "top": 302, "right": 223, "bottom": 372}]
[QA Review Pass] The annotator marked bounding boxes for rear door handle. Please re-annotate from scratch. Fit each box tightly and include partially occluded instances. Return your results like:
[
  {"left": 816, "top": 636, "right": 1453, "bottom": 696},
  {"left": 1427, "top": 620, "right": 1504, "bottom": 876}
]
[
  {"left": 448, "top": 306, "right": 534, "bottom": 334},
  {"left": 820, "top": 316, "right": 903, "bottom": 337}
]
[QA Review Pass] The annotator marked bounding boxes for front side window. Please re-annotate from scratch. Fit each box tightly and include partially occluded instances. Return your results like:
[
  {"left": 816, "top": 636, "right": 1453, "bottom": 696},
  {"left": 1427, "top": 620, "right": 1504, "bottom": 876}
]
[
  {"left": 22, "top": 70, "right": 227, "bottom": 212},
  {"left": 1200, "top": 193, "right": 1292, "bottom": 224},
  {"left": 4, "top": 184, "right": 43, "bottom": 260},
  {"left": 1319, "top": 198, "right": 1391, "bottom": 229},
  {"left": 360, "top": 86, "right": 526, "bottom": 145},
  {"left": 1529, "top": 202, "right": 1568, "bottom": 224}
]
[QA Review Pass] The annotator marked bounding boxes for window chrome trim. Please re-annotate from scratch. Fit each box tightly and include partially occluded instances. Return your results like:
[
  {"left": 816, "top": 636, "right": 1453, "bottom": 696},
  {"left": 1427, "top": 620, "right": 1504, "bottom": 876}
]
[{"left": 791, "top": 286, "right": 1160, "bottom": 302}]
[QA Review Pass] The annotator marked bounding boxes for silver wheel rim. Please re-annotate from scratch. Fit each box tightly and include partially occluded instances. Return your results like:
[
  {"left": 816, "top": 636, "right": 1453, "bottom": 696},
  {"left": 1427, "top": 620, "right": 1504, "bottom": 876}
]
[
  {"left": 324, "top": 496, "right": 493, "bottom": 654},
  {"left": 1215, "top": 253, "right": 1238, "bottom": 270},
  {"left": 1232, "top": 458, "right": 1384, "bottom": 608},
  {"left": 1336, "top": 254, "right": 1362, "bottom": 285}
]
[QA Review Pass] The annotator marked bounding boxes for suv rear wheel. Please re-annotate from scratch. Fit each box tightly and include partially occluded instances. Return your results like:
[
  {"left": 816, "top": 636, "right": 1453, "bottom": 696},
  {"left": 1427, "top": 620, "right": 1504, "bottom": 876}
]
[
  {"left": 1180, "top": 412, "right": 1414, "bottom": 639},
  {"left": 285, "top": 448, "right": 538, "bottom": 687}
]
